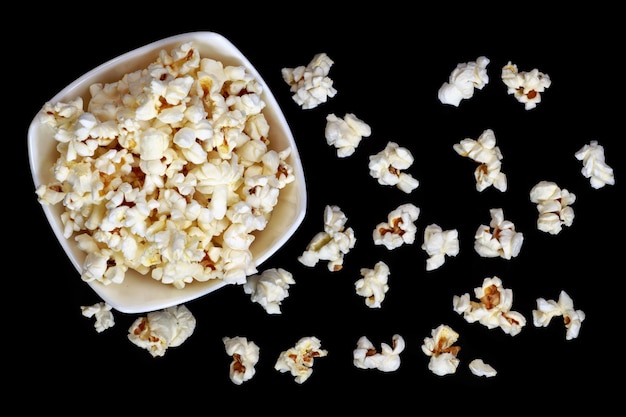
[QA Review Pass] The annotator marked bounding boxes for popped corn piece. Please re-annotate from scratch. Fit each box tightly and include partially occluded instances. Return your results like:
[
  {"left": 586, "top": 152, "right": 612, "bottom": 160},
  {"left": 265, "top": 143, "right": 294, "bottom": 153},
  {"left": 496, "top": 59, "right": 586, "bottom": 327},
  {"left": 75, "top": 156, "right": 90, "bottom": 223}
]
[
  {"left": 501, "top": 61, "right": 551, "bottom": 110},
  {"left": 421, "top": 224, "right": 459, "bottom": 271},
  {"left": 324, "top": 113, "right": 372, "bottom": 157},
  {"left": 243, "top": 267, "right": 295, "bottom": 314},
  {"left": 532, "top": 290, "right": 586, "bottom": 340},
  {"left": 355, "top": 261, "right": 390, "bottom": 308},
  {"left": 373, "top": 203, "right": 420, "bottom": 250},
  {"left": 81, "top": 302, "right": 115, "bottom": 333},
  {"left": 574, "top": 140, "right": 615, "bottom": 189},
  {"left": 353, "top": 334, "right": 405, "bottom": 372},
  {"left": 469, "top": 359, "right": 497, "bottom": 377},
  {"left": 453, "top": 128, "right": 507, "bottom": 192},
  {"left": 281, "top": 53, "right": 337, "bottom": 109},
  {"left": 421, "top": 324, "right": 461, "bottom": 376},
  {"left": 438, "top": 56, "right": 490, "bottom": 106},
  {"left": 529, "top": 181, "right": 576, "bottom": 235},
  {"left": 275, "top": 336, "right": 328, "bottom": 384},
  {"left": 222, "top": 336, "right": 260, "bottom": 385},
  {"left": 368, "top": 141, "right": 419, "bottom": 193},
  {"left": 127, "top": 304, "right": 196, "bottom": 357},
  {"left": 474, "top": 208, "right": 523, "bottom": 259}
]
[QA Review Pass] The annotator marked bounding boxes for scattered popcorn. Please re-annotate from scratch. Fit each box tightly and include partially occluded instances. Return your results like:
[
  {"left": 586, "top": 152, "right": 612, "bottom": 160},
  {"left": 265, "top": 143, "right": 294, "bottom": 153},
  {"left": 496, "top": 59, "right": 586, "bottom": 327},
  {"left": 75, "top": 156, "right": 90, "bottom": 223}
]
[
  {"left": 222, "top": 336, "right": 260, "bottom": 385},
  {"left": 324, "top": 113, "right": 372, "bottom": 157},
  {"left": 474, "top": 208, "right": 523, "bottom": 259},
  {"left": 81, "top": 302, "right": 115, "bottom": 333},
  {"left": 529, "top": 181, "right": 576, "bottom": 235},
  {"left": 355, "top": 261, "right": 390, "bottom": 308},
  {"left": 501, "top": 61, "right": 551, "bottom": 110},
  {"left": 281, "top": 53, "right": 337, "bottom": 109},
  {"left": 453, "top": 276, "right": 526, "bottom": 336},
  {"left": 298, "top": 205, "right": 356, "bottom": 271},
  {"left": 368, "top": 141, "right": 420, "bottom": 193},
  {"left": 275, "top": 336, "right": 328, "bottom": 384},
  {"left": 353, "top": 334, "right": 405, "bottom": 372},
  {"left": 453, "top": 128, "right": 507, "bottom": 192},
  {"left": 438, "top": 56, "right": 490, "bottom": 106},
  {"left": 128, "top": 304, "right": 196, "bottom": 357},
  {"left": 243, "top": 267, "right": 295, "bottom": 314},
  {"left": 373, "top": 203, "right": 420, "bottom": 250},
  {"left": 574, "top": 140, "right": 615, "bottom": 189},
  {"left": 421, "top": 223, "right": 459, "bottom": 271},
  {"left": 532, "top": 290, "right": 586, "bottom": 340},
  {"left": 421, "top": 324, "right": 461, "bottom": 376},
  {"left": 469, "top": 359, "right": 497, "bottom": 377}
]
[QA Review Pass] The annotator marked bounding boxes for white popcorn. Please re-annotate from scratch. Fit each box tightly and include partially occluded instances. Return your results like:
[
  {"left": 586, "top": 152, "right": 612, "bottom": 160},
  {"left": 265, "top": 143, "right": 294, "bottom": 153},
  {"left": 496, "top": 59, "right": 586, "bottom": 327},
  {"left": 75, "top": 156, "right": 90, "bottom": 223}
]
[
  {"left": 453, "top": 128, "right": 507, "bottom": 192},
  {"left": 353, "top": 334, "right": 405, "bottom": 372},
  {"left": 80, "top": 302, "right": 115, "bottom": 333},
  {"left": 127, "top": 304, "right": 196, "bottom": 357},
  {"left": 324, "top": 113, "right": 372, "bottom": 157},
  {"left": 275, "top": 336, "right": 328, "bottom": 384},
  {"left": 529, "top": 181, "right": 576, "bottom": 235},
  {"left": 373, "top": 203, "right": 420, "bottom": 250},
  {"left": 281, "top": 53, "right": 337, "bottom": 109},
  {"left": 438, "top": 56, "right": 490, "bottom": 106},
  {"left": 222, "top": 336, "right": 260, "bottom": 385},
  {"left": 574, "top": 140, "right": 615, "bottom": 189},
  {"left": 355, "top": 261, "right": 390, "bottom": 308},
  {"left": 469, "top": 359, "right": 497, "bottom": 377},
  {"left": 501, "top": 61, "right": 552, "bottom": 110},
  {"left": 532, "top": 290, "right": 586, "bottom": 340},
  {"left": 243, "top": 267, "right": 295, "bottom": 314},
  {"left": 474, "top": 208, "right": 523, "bottom": 259},
  {"left": 421, "top": 324, "right": 461, "bottom": 376},
  {"left": 368, "top": 141, "right": 419, "bottom": 193},
  {"left": 421, "top": 224, "right": 459, "bottom": 271}
]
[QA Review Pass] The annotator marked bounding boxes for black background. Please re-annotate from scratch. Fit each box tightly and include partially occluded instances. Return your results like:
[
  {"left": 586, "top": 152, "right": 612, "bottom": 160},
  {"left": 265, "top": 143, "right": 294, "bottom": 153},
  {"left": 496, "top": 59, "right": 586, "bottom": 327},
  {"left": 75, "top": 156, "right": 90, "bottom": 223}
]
[{"left": 16, "top": 6, "right": 622, "bottom": 411}]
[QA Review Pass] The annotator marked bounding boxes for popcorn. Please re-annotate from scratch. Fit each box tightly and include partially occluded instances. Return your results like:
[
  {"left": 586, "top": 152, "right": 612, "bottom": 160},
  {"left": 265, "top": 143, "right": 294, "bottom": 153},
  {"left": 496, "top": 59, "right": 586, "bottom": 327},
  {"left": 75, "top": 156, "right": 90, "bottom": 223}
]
[
  {"left": 438, "top": 56, "right": 490, "bottom": 106},
  {"left": 453, "top": 128, "right": 507, "bottom": 192},
  {"left": 474, "top": 208, "right": 523, "bottom": 259},
  {"left": 574, "top": 140, "right": 615, "bottom": 189},
  {"left": 80, "top": 302, "right": 115, "bottom": 333},
  {"left": 298, "top": 205, "right": 356, "bottom": 271},
  {"left": 127, "top": 304, "right": 196, "bottom": 357},
  {"left": 421, "top": 324, "right": 461, "bottom": 376},
  {"left": 353, "top": 334, "right": 405, "bottom": 372},
  {"left": 222, "top": 336, "right": 260, "bottom": 385},
  {"left": 421, "top": 223, "right": 459, "bottom": 271},
  {"left": 355, "top": 261, "right": 390, "bottom": 308},
  {"left": 373, "top": 203, "right": 420, "bottom": 250},
  {"left": 243, "top": 267, "right": 295, "bottom": 314},
  {"left": 501, "top": 61, "right": 551, "bottom": 110},
  {"left": 453, "top": 276, "right": 526, "bottom": 336},
  {"left": 275, "top": 336, "right": 328, "bottom": 384},
  {"left": 368, "top": 141, "right": 419, "bottom": 193},
  {"left": 281, "top": 53, "right": 337, "bottom": 109},
  {"left": 469, "top": 359, "right": 497, "bottom": 377},
  {"left": 529, "top": 181, "right": 576, "bottom": 235},
  {"left": 532, "top": 290, "right": 586, "bottom": 340},
  {"left": 324, "top": 113, "right": 372, "bottom": 157}
]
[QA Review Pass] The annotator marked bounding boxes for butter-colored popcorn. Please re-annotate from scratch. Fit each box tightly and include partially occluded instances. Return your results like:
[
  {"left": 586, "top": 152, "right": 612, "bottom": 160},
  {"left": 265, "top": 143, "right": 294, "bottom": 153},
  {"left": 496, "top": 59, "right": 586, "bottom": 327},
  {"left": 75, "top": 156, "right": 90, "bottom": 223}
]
[
  {"left": 243, "top": 267, "right": 295, "bottom": 314},
  {"left": 453, "top": 128, "right": 507, "bottom": 192},
  {"left": 81, "top": 302, "right": 115, "bottom": 333},
  {"left": 275, "top": 336, "right": 328, "bottom": 384},
  {"left": 474, "top": 208, "right": 523, "bottom": 259},
  {"left": 421, "top": 324, "right": 461, "bottom": 376},
  {"left": 421, "top": 223, "right": 459, "bottom": 271},
  {"left": 529, "top": 181, "right": 576, "bottom": 235},
  {"left": 324, "top": 113, "right": 372, "bottom": 157},
  {"left": 532, "top": 290, "right": 586, "bottom": 340},
  {"left": 453, "top": 276, "right": 526, "bottom": 336},
  {"left": 222, "top": 336, "right": 260, "bottom": 385},
  {"left": 368, "top": 141, "right": 419, "bottom": 193},
  {"left": 355, "top": 261, "right": 390, "bottom": 308},
  {"left": 438, "top": 56, "right": 490, "bottom": 106},
  {"left": 353, "top": 334, "right": 405, "bottom": 372},
  {"left": 501, "top": 61, "right": 551, "bottom": 110},
  {"left": 127, "top": 304, "right": 196, "bottom": 357},
  {"left": 574, "top": 140, "right": 615, "bottom": 189},
  {"left": 281, "top": 53, "right": 337, "bottom": 109},
  {"left": 469, "top": 359, "right": 497, "bottom": 377},
  {"left": 373, "top": 203, "right": 420, "bottom": 250}
]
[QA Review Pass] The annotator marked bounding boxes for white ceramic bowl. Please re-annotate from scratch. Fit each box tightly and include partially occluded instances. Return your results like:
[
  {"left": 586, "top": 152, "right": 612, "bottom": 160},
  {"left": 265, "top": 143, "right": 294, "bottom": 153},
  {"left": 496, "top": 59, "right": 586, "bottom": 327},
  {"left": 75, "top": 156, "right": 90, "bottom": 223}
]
[{"left": 28, "top": 32, "right": 307, "bottom": 314}]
